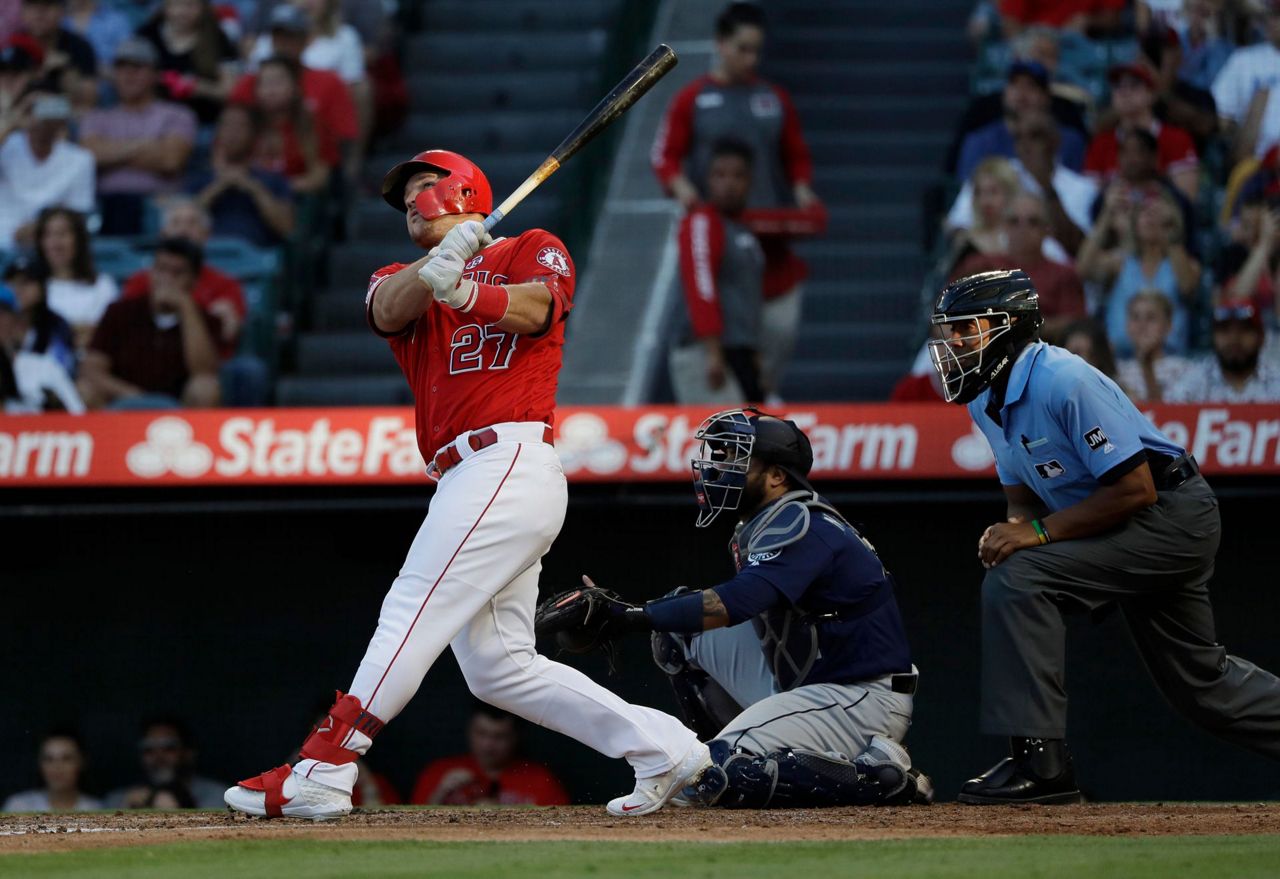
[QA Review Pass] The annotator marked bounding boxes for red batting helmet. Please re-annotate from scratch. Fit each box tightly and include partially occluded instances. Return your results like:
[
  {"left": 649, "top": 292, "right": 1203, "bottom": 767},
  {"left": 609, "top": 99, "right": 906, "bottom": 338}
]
[{"left": 380, "top": 149, "right": 493, "bottom": 219}]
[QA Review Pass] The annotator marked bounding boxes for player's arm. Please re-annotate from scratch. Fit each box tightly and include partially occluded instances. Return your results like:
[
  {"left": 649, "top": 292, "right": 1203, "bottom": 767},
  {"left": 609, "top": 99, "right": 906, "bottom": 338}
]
[
  {"left": 494, "top": 282, "right": 553, "bottom": 335},
  {"left": 370, "top": 252, "right": 435, "bottom": 335},
  {"left": 1003, "top": 483, "right": 1049, "bottom": 524}
]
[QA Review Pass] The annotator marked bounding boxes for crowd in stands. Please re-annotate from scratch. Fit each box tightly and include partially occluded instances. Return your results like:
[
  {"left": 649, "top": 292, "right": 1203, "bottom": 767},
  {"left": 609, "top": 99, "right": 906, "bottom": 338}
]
[
  {"left": 1, "top": 702, "right": 569, "bottom": 812},
  {"left": 897, "top": 0, "right": 1280, "bottom": 404},
  {"left": 0, "top": 0, "right": 406, "bottom": 414}
]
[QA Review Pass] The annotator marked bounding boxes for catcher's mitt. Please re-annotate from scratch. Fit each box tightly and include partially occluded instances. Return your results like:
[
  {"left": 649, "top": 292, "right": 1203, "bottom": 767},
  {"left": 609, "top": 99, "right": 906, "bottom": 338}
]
[{"left": 534, "top": 585, "right": 647, "bottom": 671}]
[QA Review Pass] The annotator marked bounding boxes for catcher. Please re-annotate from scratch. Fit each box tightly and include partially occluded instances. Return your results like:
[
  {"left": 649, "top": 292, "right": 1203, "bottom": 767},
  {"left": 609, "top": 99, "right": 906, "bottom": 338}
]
[{"left": 537, "top": 409, "right": 930, "bottom": 807}]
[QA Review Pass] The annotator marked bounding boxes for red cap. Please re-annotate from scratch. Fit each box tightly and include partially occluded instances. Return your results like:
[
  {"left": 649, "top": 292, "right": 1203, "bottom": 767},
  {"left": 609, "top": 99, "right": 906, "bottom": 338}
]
[
  {"left": 1108, "top": 62, "right": 1156, "bottom": 90},
  {"left": 380, "top": 149, "right": 492, "bottom": 220},
  {"left": 1213, "top": 300, "right": 1264, "bottom": 332}
]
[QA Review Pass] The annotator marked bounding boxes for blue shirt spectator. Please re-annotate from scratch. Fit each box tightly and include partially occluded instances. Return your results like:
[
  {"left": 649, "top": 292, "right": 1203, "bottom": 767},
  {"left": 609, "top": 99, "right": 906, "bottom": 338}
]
[{"left": 63, "top": 0, "right": 132, "bottom": 69}]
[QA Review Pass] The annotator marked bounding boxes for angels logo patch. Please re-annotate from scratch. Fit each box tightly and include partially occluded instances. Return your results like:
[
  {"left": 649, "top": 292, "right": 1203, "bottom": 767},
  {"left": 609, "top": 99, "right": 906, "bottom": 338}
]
[
  {"left": 536, "top": 246, "right": 572, "bottom": 277},
  {"left": 1035, "top": 460, "right": 1066, "bottom": 480},
  {"left": 465, "top": 254, "right": 484, "bottom": 270}
]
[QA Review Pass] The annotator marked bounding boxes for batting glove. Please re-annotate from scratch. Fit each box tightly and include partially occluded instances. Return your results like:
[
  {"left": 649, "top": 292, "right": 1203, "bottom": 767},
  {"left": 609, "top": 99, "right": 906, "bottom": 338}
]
[
  {"left": 418, "top": 248, "right": 475, "bottom": 308},
  {"left": 437, "top": 220, "right": 492, "bottom": 260}
]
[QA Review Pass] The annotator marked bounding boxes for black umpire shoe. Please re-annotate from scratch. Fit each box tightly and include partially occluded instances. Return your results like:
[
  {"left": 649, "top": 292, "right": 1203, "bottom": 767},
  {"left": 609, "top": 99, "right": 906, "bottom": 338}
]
[{"left": 958, "top": 737, "right": 1084, "bottom": 805}]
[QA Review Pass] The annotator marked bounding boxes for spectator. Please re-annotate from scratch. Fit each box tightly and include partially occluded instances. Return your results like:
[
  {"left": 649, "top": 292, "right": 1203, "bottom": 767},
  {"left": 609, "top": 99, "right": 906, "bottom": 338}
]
[
  {"left": 62, "top": 0, "right": 130, "bottom": 72},
  {"left": 999, "top": 0, "right": 1127, "bottom": 37},
  {"left": 1169, "top": 0, "right": 1235, "bottom": 93},
  {"left": 136, "top": 0, "right": 239, "bottom": 125},
  {"left": 1116, "top": 289, "right": 1191, "bottom": 401},
  {"left": 251, "top": 0, "right": 389, "bottom": 54},
  {"left": 1060, "top": 316, "right": 1120, "bottom": 379},
  {"left": 189, "top": 102, "right": 294, "bottom": 246},
  {"left": 78, "top": 237, "right": 221, "bottom": 409},
  {"left": 0, "top": 281, "right": 82, "bottom": 411},
  {"left": 0, "top": 32, "right": 40, "bottom": 111},
  {"left": 251, "top": 54, "right": 333, "bottom": 194},
  {"left": 1088, "top": 127, "right": 1200, "bottom": 257},
  {"left": 227, "top": 4, "right": 357, "bottom": 169},
  {"left": 248, "top": 1, "right": 367, "bottom": 180},
  {"left": 0, "top": 1, "right": 19, "bottom": 42},
  {"left": 104, "top": 716, "right": 226, "bottom": 809},
  {"left": 1217, "top": 194, "right": 1279, "bottom": 326},
  {"left": 124, "top": 197, "right": 246, "bottom": 361},
  {"left": 1167, "top": 300, "right": 1280, "bottom": 400},
  {"left": 889, "top": 343, "right": 946, "bottom": 402},
  {"left": 1, "top": 730, "right": 100, "bottom": 812},
  {"left": 1078, "top": 188, "right": 1201, "bottom": 356},
  {"left": 0, "top": 90, "right": 93, "bottom": 249},
  {"left": 32, "top": 207, "right": 117, "bottom": 349},
  {"left": 953, "top": 191, "right": 1087, "bottom": 340},
  {"left": 410, "top": 702, "right": 569, "bottom": 807},
  {"left": 1085, "top": 63, "right": 1200, "bottom": 200},
  {"left": 5, "top": 253, "right": 73, "bottom": 372},
  {"left": 1212, "top": 0, "right": 1280, "bottom": 161},
  {"left": 956, "top": 61, "right": 1088, "bottom": 182},
  {"left": 17, "top": 0, "right": 96, "bottom": 106},
  {"left": 668, "top": 137, "right": 765, "bottom": 405},
  {"left": 946, "top": 156, "right": 1073, "bottom": 265},
  {"left": 80, "top": 36, "right": 198, "bottom": 236},
  {"left": 652, "top": 2, "right": 818, "bottom": 398},
  {"left": 949, "top": 109, "right": 1097, "bottom": 256}
]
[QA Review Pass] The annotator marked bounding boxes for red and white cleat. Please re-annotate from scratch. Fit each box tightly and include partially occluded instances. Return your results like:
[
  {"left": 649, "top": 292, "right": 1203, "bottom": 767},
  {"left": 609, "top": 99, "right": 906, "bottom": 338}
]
[
  {"left": 606, "top": 741, "right": 712, "bottom": 817},
  {"left": 224, "top": 764, "right": 352, "bottom": 821}
]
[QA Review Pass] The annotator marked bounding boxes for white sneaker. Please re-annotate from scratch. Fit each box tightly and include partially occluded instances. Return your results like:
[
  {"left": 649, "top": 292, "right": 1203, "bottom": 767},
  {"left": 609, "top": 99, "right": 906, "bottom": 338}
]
[
  {"left": 606, "top": 742, "right": 712, "bottom": 817},
  {"left": 224, "top": 765, "right": 352, "bottom": 820}
]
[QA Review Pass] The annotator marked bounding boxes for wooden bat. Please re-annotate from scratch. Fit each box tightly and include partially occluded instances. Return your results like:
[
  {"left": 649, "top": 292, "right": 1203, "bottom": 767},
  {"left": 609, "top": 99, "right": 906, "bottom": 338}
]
[{"left": 482, "top": 44, "right": 678, "bottom": 233}]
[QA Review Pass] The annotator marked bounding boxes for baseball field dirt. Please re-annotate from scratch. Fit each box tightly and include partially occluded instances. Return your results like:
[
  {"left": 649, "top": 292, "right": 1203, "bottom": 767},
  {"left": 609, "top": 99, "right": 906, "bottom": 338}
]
[{"left": 1, "top": 804, "right": 1278, "bottom": 878}]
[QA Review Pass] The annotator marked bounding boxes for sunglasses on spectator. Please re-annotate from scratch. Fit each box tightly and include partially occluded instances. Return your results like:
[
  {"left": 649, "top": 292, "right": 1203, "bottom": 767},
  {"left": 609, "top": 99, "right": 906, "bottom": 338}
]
[
  {"left": 138, "top": 738, "right": 182, "bottom": 754},
  {"left": 1213, "top": 305, "right": 1258, "bottom": 323}
]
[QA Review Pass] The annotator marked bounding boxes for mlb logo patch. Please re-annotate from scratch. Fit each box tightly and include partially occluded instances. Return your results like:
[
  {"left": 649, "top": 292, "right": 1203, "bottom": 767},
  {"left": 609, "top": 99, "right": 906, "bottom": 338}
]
[
  {"left": 1035, "top": 460, "right": 1066, "bottom": 479},
  {"left": 536, "top": 246, "right": 572, "bottom": 277},
  {"left": 1084, "top": 426, "right": 1115, "bottom": 454}
]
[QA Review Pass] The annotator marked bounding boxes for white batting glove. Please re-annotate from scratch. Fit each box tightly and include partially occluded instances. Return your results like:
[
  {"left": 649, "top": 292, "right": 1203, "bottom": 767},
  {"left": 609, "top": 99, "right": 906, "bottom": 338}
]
[
  {"left": 437, "top": 220, "right": 492, "bottom": 260},
  {"left": 418, "top": 247, "right": 476, "bottom": 308}
]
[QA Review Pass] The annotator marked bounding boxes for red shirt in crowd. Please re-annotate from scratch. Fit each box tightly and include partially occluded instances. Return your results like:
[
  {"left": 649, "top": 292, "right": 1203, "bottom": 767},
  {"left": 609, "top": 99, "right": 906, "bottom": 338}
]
[
  {"left": 229, "top": 67, "right": 359, "bottom": 143},
  {"left": 953, "top": 253, "right": 1086, "bottom": 320},
  {"left": 410, "top": 755, "right": 569, "bottom": 806},
  {"left": 366, "top": 229, "right": 575, "bottom": 457},
  {"left": 123, "top": 265, "right": 247, "bottom": 359},
  {"left": 89, "top": 296, "right": 223, "bottom": 397},
  {"left": 999, "top": 0, "right": 1125, "bottom": 28},
  {"left": 1084, "top": 122, "right": 1198, "bottom": 182}
]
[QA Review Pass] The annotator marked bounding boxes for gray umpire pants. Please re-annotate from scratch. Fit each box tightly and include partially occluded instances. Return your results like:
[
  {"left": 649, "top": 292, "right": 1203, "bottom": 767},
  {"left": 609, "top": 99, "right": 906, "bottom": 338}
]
[
  {"left": 683, "top": 622, "right": 914, "bottom": 757},
  {"left": 982, "top": 474, "right": 1280, "bottom": 759}
]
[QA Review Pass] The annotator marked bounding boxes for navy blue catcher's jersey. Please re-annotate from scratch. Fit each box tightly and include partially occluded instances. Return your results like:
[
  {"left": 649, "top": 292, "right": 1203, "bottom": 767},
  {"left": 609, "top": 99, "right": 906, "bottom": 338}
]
[{"left": 715, "top": 504, "right": 912, "bottom": 688}]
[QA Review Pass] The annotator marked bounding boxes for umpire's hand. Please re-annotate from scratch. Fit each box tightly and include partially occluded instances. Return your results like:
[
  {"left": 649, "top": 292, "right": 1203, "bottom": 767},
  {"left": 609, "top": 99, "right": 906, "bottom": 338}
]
[{"left": 978, "top": 518, "right": 1041, "bottom": 569}]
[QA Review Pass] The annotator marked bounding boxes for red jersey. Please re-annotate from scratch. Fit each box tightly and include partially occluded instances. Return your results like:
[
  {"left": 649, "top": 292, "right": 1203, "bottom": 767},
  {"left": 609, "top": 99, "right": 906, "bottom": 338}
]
[
  {"left": 366, "top": 229, "right": 575, "bottom": 461},
  {"left": 1084, "top": 122, "right": 1198, "bottom": 182},
  {"left": 999, "top": 0, "right": 1124, "bottom": 28},
  {"left": 410, "top": 755, "right": 569, "bottom": 806},
  {"left": 229, "top": 68, "right": 359, "bottom": 143}
]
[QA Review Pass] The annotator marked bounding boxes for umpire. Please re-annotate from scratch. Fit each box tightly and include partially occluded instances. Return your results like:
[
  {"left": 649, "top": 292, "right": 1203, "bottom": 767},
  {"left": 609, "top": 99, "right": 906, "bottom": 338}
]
[{"left": 930, "top": 269, "right": 1280, "bottom": 805}]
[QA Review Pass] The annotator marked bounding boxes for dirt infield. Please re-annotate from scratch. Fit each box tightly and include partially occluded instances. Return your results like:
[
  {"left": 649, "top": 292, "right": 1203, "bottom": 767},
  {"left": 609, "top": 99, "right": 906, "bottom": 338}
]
[{"left": 1, "top": 803, "right": 1277, "bottom": 853}]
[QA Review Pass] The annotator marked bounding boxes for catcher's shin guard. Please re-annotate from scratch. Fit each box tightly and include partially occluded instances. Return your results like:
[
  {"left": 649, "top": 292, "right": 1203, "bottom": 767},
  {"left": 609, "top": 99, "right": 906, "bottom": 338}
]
[{"left": 651, "top": 632, "right": 744, "bottom": 740}]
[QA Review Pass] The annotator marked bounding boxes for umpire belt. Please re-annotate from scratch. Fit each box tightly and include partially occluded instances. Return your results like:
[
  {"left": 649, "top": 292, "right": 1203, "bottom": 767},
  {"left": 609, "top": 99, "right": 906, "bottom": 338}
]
[
  {"left": 428, "top": 422, "right": 554, "bottom": 481},
  {"left": 1152, "top": 453, "right": 1199, "bottom": 492}
]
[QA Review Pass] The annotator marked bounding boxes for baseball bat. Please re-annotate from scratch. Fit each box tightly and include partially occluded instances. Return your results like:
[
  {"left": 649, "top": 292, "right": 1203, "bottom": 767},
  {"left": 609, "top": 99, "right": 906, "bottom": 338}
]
[{"left": 482, "top": 44, "right": 679, "bottom": 233}]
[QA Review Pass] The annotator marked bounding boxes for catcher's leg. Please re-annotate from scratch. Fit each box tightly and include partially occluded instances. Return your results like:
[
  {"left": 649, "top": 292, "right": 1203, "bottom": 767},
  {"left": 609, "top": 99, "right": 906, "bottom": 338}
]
[
  {"left": 453, "top": 558, "right": 701, "bottom": 781},
  {"left": 226, "top": 442, "right": 559, "bottom": 817},
  {"left": 651, "top": 631, "right": 746, "bottom": 740}
]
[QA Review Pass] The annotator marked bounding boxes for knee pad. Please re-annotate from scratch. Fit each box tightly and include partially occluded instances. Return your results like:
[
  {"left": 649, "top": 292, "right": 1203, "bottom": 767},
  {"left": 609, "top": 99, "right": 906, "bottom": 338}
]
[
  {"left": 652, "top": 633, "right": 744, "bottom": 740},
  {"left": 682, "top": 739, "right": 778, "bottom": 809}
]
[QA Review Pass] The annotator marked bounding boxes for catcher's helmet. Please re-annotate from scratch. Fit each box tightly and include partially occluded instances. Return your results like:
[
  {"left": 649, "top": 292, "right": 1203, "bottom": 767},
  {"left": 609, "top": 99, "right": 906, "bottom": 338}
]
[
  {"left": 928, "top": 269, "right": 1043, "bottom": 404},
  {"left": 691, "top": 408, "right": 814, "bottom": 527},
  {"left": 380, "top": 149, "right": 493, "bottom": 219}
]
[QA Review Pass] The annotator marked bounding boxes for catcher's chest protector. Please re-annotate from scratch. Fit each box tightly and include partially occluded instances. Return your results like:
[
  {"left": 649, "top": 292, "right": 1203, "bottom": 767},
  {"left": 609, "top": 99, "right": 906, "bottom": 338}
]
[{"left": 730, "top": 492, "right": 851, "bottom": 691}]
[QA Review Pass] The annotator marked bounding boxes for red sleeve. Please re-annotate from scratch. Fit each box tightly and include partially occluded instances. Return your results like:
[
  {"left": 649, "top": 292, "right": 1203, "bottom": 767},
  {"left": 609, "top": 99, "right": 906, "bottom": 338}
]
[
  {"left": 678, "top": 207, "right": 726, "bottom": 338},
  {"left": 122, "top": 270, "right": 150, "bottom": 299},
  {"left": 365, "top": 262, "right": 412, "bottom": 338},
  {"left": 502, "top": 230, "right": 575, "bottom": 330},
  {"left": 228, "top": 73, "right": 255, "bottom": 105},
  {"left": 524, "top": 765, "right": 570, "bottom": 806},
  {"left": 410, "top": 759, "right": 453, "bottom": 805},
  {"left": 206, "top": 268, "right": 247, "bottom": 318},
  {"left": 1083, "top": 132, "right": 1111, "bottom": 177},
  {"left": 651, "top": 79, "right": 701, "bottom": 189},
  {"left": 773, "top": 84, "right": 813, "bottom": 186},
  {"left": 316, "top": 72, "right": 359, "bottom": 142},
  {"left": 1161, "top": 125, "right": 1199, "bottom": 174}
]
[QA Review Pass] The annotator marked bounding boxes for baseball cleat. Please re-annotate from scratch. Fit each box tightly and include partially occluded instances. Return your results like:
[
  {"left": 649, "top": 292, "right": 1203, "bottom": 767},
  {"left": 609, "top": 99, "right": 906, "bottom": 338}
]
[
  {"left": 224, "top": 764, "right": 353, "bottom": 820},
  {"left": 606, "top": 741, "right": 713, "bottom": 817}
]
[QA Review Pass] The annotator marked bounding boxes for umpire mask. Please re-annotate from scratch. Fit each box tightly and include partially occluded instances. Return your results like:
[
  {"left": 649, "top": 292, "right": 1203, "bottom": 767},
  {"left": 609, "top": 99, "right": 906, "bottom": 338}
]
[{"left": 691, "top": 408, "right": 815, "bottom": 527}]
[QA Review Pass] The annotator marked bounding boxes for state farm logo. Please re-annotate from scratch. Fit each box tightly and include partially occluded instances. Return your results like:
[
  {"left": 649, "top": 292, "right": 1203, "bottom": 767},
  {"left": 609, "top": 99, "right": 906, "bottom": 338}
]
[
  {"left": 557, "top": 412, "right": 627, "bottom": 475},
  {"left": 126, "top": 417, "right": 213, "bottom": 478},
  {"left": 535, "top": 246, "right": 571, "bottom": 277},
  {"left": 951, "top": 423, "right": 995, "bottom": 471}
]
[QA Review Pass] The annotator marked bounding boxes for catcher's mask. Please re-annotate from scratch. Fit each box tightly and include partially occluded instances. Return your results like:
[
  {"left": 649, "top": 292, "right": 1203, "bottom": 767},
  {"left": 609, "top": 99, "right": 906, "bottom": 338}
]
[{"left": 691, "top": 408, "right": 815, "bottom": 527}]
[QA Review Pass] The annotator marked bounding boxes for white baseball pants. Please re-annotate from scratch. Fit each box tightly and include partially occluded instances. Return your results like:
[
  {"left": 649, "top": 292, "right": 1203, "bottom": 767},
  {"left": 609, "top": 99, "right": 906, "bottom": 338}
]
[{"left": 296, "top": 422, "right": 697, "bottom": 792}]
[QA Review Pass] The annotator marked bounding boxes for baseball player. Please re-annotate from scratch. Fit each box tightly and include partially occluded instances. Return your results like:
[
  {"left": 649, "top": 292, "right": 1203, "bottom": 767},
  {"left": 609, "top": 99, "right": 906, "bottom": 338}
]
[
  {"left": 537, "top": 409, "right": 929, "bottom": 808},
  {"left": 224, "top": 150, "right": 712, "bottom": 820},
  {"left": 930, "top": 269, "right": 1280, "bottom": 805}
]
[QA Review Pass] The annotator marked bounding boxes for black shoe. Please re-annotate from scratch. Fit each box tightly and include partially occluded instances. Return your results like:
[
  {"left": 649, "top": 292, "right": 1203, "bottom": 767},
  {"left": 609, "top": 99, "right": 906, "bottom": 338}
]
[{"left": 957, "top": 738, "right": 1084, "bottom": 805}]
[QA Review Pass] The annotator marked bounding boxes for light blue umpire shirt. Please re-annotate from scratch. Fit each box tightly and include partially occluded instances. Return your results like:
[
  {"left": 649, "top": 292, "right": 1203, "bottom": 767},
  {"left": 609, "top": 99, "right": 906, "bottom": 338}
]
[{"left": 968, "top": 341, "right": 1185, "bottom": 512}]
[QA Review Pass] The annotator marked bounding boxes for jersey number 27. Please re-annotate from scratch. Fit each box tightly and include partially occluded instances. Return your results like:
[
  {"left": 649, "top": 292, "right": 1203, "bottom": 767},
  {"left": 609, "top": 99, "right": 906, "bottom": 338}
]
[{"left": 449, "top": 323, "right": 517, "bottom": 375}]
